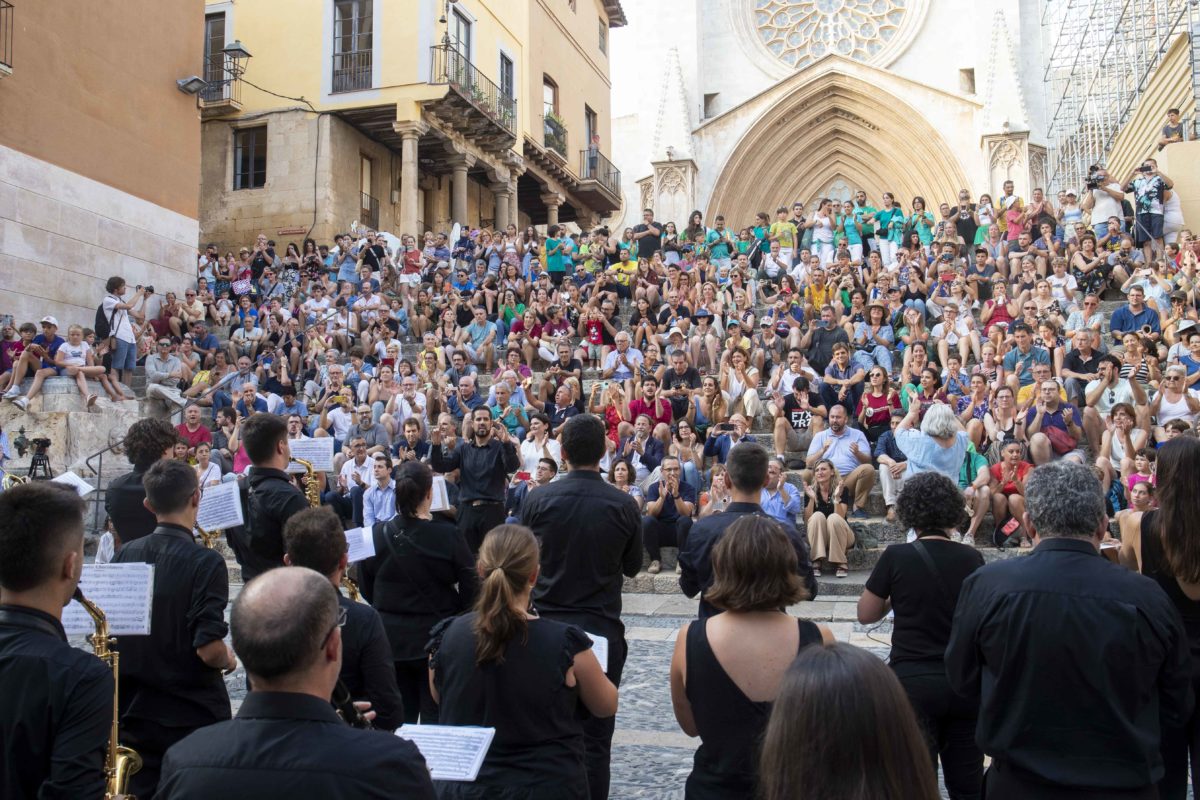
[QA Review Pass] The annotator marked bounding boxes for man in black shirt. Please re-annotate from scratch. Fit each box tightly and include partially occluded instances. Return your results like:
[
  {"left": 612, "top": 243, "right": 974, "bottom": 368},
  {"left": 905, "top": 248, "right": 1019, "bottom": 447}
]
[
  {"left": 283, "top": 506, "right": 405, "bottom": 731},
  {"left": 113, "top": 459, "right": 236, "bottom": 797},
  {"left": 798, "top": 305, "right": 849, "bottom": 376},
  {"left": 679, "top": 442, "right": 817, "bottom": 618},
  {"left": 431, "top": 405, "right": 520, "bottom": 553},
  {"left": 0, "top": 482, "right": 112, "bottom": 800},
  {"left": 947, "top": 462, "right": 1192, "bottom": 799},
  {"left": 158, "top": 568, "right": 435, "bottom": 799},
  {"left": 656, "top": 288, "right": 692, "bottom": 340},
  {"left": 236, "top": 414, "right": 310, "bottom": 581},
  {"left": 105, "top": 417, "right": 178, "bottom": 546},
  {"left": 662, "top": 350, "right": 701, "bottom": 421},
  {"left": 631, "top": 208, "right": 662, "bottom": 261},
  {"left": 523, "top": 414, "right": 641, "bottom": 800}
]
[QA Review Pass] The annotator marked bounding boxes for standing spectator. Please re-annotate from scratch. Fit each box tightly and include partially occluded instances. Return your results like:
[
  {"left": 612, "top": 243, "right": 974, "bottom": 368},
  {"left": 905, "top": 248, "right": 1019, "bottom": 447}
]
[
  {"left": 641, "top": 456, "right": 696, "bottom": 575},
  {"left": 102, "top": 277, "right": 148, "bottom": 391},
  {"left": 680, "top": 442, "right": 817, "bottom": 618},
  {"left": 758, "top": 643, "right": 940, "bottom": 800},
  {"left": 632, "top": 208, "right": 662, "bottom": 261},
  {"left": 431, "top": 406, "right": 519, "bottom": 553},
  {"left": 669, "top": 516, "right": 832, "bottom": 798},
  {"left": 1081, "top": 165, "right": 1126, "bottom": 239},
  {"left": 1125, "top": 158, "right": 1172, "bottom": 263},
  {"left": 859, "top": 473, "right": 985, "bottom": 799},
  {"left": 521, "top": 414, "right": 642, "bottom": 800},
  {"left": 947, "top": 462, "right": 1192, "bottom": 799},
  {"left": 1119, "top": 438, "right": 1200, "bottom": 800},
  {"left": 1159, "top": 107, "right": 1184, "bottom": 150}
]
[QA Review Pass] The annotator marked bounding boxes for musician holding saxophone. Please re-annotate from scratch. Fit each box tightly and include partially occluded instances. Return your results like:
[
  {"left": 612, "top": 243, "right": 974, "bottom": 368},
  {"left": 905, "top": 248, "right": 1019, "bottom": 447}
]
[
  {"left": 234, "top": 414, "right": 309, "bottom": 581},
  {"left": 0, "top": 482, "right": 113, "bottom": 799},
  {"left": 157, "top": 568, "right": 436, "bottom": 799},
  {"left": 111, "top": 459, "right": 235, "bottom": 798}
]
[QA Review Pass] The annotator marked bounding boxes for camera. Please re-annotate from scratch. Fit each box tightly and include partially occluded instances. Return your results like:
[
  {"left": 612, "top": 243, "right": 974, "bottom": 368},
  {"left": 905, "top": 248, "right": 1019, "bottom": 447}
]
[
  {"left": 1085, "top": 170, "right": 1104, "bottom": 190},
  {"left": 31, "top": 437, "right": 52, "bottom": 453},
  {"left": 1142, "top": 325, "right": 1153, "bottom": 335},
  {"left": 1138, "top": 165, "right": 1154, "bottom": 174}
]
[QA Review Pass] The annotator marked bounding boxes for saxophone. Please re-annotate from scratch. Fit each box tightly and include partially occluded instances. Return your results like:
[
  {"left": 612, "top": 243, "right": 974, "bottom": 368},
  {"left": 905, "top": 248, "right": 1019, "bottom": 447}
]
[
  {"left": 73, "top": 588, "right": 142, "bottom": 800},
  {"left": 195, "top": 523, "right": 219, "bottom": 549},
  {"left": 296, "top": 457, "right": 362, "bottom": 602}
]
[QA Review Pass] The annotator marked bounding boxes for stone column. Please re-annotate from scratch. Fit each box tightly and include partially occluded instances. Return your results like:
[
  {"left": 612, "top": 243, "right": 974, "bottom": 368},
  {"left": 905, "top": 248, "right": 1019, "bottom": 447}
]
[
  {"left": 541, "top": 192, "right": 564, "bottom": 227},
  {"left": 508, "top": 178, "right": 520, "bottom": 228},
  {"left": 490, "top": 183, "right": 511, "bottom": 232},
  {"left": 392, "top": 120, "right": 429, "bottom": 237},
  {"left": 447, "top": 153, "right": 476, "bottom": 226}
]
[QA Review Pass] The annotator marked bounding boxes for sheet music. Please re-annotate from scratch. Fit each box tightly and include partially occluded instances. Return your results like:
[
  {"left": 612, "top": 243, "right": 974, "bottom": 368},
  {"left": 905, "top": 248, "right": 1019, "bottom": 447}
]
[
  {"left": 397, "top": 725, "right": 495, "bottom": 782},
  {"left": 287, "top": 438, "right": 335, "bottom": 473},
  {"left": 63, "top": 563, "right": 154, "bottom": 636},
  {"left": 344, "top": 527, "right": 375, "bottom": 563},
  {"left": 430, "top": 475, "right": 450, "bottom": 512},
  {"left": 587, "top": 633, "right": 609, "bottom": 673},
  {"left": 197, "top": 481, "right": 244, "bottom": 531},
  {"left": 51, "top": 470, "right": 95, "bottom": 497}
]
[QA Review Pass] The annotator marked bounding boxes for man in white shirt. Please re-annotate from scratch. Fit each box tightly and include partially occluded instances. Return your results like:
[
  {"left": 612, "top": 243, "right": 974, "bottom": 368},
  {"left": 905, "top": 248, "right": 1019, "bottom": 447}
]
[
  {"left": 1081, "top": 166, "right": 1126, "bottom": 239},
  {"left": 227, "top": 316, "right": 264, "bottom": 363},
  {"left": 601, "top": 332, "right": 643, "bottom": 385},
  {"left": 325, "top": 436, "right": 372, "bottom": 524},
  {"left": 301, "top": 286, "right": 333, "bottom": 325},
  {"left": 361, "top": 454, "right": 397, "bottom": 528}
]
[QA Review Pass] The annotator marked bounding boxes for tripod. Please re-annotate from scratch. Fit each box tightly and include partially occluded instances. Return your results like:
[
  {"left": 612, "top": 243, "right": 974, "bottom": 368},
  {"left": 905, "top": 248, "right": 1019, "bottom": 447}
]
[{"left": 28, "top": 451, "right": 54, "bottom": 480}]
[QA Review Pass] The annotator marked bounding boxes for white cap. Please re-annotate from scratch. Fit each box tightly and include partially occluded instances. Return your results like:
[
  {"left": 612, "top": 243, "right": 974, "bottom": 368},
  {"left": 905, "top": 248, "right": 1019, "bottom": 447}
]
[
  {"left": 40, "top": 315, "right": 59, "bottom": 327},
  {"left": 668, "top": 326, "right": 684, "bottom": 338}
]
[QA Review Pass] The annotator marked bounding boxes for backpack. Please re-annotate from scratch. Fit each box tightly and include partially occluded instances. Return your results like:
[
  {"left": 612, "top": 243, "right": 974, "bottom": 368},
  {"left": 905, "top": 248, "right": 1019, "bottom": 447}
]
[{"left": 95, "top": 301, "right": 116, "bottom": 340}]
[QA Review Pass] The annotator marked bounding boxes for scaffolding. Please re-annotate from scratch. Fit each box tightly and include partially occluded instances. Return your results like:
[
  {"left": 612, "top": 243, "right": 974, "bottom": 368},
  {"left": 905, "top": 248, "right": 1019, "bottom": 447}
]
[{"left": 1041, "top": 0, "right": 1199, "bottom": 193}]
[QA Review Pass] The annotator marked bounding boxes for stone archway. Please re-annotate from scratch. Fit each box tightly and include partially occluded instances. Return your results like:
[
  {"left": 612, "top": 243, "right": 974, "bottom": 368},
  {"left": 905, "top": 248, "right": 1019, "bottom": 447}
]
[{"left": 707, "top": 70, "right": 971, "bottom": 224}]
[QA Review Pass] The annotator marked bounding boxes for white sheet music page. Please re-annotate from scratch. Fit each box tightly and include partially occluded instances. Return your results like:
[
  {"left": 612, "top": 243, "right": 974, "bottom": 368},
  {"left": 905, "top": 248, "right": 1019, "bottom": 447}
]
[
  {"left": 397, "top": 725, "right": 496, "bottom": 781},
  {"left": 62, "top": 563, "right": 155, "bottom": 636}
]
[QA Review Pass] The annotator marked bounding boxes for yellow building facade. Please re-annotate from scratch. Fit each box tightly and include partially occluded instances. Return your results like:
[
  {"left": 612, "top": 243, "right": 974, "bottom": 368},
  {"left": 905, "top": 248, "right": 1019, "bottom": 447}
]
[{"left": 199, "top": 0, "right": 624, "bottom": 249}]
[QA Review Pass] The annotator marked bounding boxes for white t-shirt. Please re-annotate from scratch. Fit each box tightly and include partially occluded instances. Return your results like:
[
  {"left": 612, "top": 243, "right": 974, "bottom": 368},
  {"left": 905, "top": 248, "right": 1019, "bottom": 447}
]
[
  {"left": 1047, "top": 273, "right": 1079, "bottom": 304},
  {"left": 519, "top": 437, "right": 562, "bottom": 475},
  {"left": 1090, "top": 183, "right": 1124, "bottom": 224},
  {"left": 339, "top": 457, "right": 373, "bottom": 489},
  {"left": 102, "top": 295, "right": 136, "bottom": 343},
  {"left": 58, "top": 340, "right": 91, "bottom": 367}
]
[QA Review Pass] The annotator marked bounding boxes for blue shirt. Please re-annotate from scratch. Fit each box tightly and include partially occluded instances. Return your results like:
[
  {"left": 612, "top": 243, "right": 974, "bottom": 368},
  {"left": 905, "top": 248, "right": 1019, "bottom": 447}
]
[
  {"left": 760, "top": 485, "right": 802, "bottom": 526},
  {"left": 1108, "top": 304, "right": 1160, "bottom": 337},
  {"left": 644, "top": 479, "right": 697, "bottom": 524},
  {"left": 896, "top": 428, "right": 969, "bottom": 480},
  {"left": 806, "top": 426, "right": 871, "bottom": 476},
  {"left": 1001, "top": 345, "right": 1051, "bottom": 387},
  {"left": 362, "top": 480, "right": 397, "bottom": 527}
]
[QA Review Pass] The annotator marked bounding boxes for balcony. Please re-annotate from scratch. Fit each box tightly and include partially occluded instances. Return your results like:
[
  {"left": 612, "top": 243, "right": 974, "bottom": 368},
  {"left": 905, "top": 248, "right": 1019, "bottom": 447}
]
[
  {"left": 332, "top": 48, "right": 372, "bottom": 93},
  {"left": 577, "top": 148, "right": 622, "bottom": 212},
  {"left": 542, "top": 113, "right": 568, "bottom": 160},
  {"left": 426, "top": 44, "right": 517, "bottom": 151},
  {"left": 360, "top": 192, "right": 379, "bottom": 231},
  {"left": 198, "top": 52, "right": 243, "bottom": 118},
  {"left": 0, "top": 1, "right": 12, "bottom": 77}
]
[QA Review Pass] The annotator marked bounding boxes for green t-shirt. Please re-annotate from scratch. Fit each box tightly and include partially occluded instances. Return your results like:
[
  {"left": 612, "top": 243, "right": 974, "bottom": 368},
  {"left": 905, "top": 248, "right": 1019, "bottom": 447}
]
[
  {"left": 838, "top": 214, "right": 863, "bottom": 246},
  {"left": 855, "top": 204, "right": 877, "bottom": 237},
  {"left": 545, "top": 237, "right": 565, "bottom": 273}
]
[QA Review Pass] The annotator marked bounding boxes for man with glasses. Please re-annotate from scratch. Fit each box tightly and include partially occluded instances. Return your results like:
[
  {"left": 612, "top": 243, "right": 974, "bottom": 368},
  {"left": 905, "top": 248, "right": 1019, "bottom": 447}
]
[
  {"left": 1061, "top": 329, "right": 1105, "bottom": 407},
  {"left": 145, "top": 338, "right": 186, "bottom": 410},
  {"left": 1026, "top": 379, "right": 1086, "bottom": 466},
  {"left": 1083, "top": 356, "right": 1149, "bottom": 452},
  {"left": 175, "top": 289, "right": 206, "bottom": 338},
  {"left": 326, "top": 437, "right": 372, "bottom": 526},
  {"left": 156, "top": 568, "right": 435, "bottom": 797}
]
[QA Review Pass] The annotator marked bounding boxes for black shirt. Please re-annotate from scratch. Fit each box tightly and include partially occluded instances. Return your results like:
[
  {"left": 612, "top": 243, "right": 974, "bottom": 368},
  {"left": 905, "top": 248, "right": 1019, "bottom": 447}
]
[
  {"left": 523, "top": 471, "right": 642, "bottom": 627},
  {"left": 679, "top": 502, "right": 818, "bottom": 619},
  {"left": 633, "top": 222, "right": 663, "bottom": 260},
  {"left": 946, "top": 537, "right": 1193, "bottom": 790},
  {"left": 782, "top": 392, "right": 822, "bottom": 432},
  {"left": 360, "top": 514, "right": 478, "bottom": 662},
  {"left": 1063, "top": 348, "right": 1103, "bottom": 380},
  {"left": 113, "top": 524, "right": 231, "bottom": 729},
  {"left": 806, "top": 325, "right": 849, "bottom": 376},
  {"left": 657, "top": 303, "right": 692, "bottom": 331},
  {"left": 237, "top": 467, "right": 309, "bottom": 582},
  {"left": 105, "top": 468, "right": 158, "bottom": 544},
  {"left": 864, "top": 538, "right": 984, "bottom": 671},
  {"left": 337, "top": 591, "right": 405, "bottom": 731},
  {"left": 0, "top": 605, "right": 113, "bottom": 800},
  {"left": 430, "top": 437, "right": 519, "bottom": 503},
  {"left": 157, "top": 692, "right": 436, "bottom": 800}
]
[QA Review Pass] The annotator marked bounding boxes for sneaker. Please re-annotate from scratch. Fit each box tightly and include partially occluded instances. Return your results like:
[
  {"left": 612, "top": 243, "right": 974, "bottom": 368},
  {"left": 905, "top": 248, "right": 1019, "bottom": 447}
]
[
  {"left": 812, "top": 567, "right": 822, "bottom": 577},
  {"left": 13, "top": 397, "right": 28, "bottom": 411},
  {"left": 961, "top": 533, "right": 977, "bottom": 548},
  {"left": 3, "top": 386, "right": 19, "bottom": 400},
  {"left": 675, "top": 563, "right": 682, "bottom": 575},
  {"left": 950, "top": 532, "right": 963, "bottom": 543},
  {"left": 885, "top": 507, "right": 897, "bottom": 522},
  {"left": 647, "top": 560, "right": 661, "bottom": 575},
  {"left": 906, "top": 529, "right": 917, "bottom": 543},
  {"left": 850, "top": 509, "right": 869, "bottom": 520}
]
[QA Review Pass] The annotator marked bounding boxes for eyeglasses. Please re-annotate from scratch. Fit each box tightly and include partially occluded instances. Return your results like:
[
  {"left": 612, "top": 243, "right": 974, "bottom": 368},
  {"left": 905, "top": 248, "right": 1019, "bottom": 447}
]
[{"left": 321, "top": 605, "right": 349, "bottom": 648}]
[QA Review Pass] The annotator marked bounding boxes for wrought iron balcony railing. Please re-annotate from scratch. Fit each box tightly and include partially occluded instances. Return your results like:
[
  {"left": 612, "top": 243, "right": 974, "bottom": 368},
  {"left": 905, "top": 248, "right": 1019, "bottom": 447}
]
[
  {"left": 579, "top": 148, "right": 621, "bottom": 197},
  {"left": 360, "top": 192, "right": 379, "bottom": 231},
  {"left": 333, "top": 48, "right": 372, "bottom": 93},
  {"left": 543, "top": 114, "right": 567, "bottom": 158},
  {"left": 430, "top": 44, "right": 516, "bottom": 134},
  {"left": 200, "top": 52, "right": 241, "bottom": 105}
]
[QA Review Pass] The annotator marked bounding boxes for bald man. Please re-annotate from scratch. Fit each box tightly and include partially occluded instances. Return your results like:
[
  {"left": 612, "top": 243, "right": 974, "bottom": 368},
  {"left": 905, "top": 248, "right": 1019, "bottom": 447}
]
[{"left": 157, "top": 568, "right": 435, "bottom": 799}]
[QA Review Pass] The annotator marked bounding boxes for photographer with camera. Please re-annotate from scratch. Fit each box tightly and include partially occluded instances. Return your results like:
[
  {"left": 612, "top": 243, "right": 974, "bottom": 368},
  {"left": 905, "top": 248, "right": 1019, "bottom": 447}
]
[
  {"left": 1080, "top": 165, "right": 1126, "bottom": 240},
  {"left": 1124, "top": 157, "right": 1174, "bottom": 264}
]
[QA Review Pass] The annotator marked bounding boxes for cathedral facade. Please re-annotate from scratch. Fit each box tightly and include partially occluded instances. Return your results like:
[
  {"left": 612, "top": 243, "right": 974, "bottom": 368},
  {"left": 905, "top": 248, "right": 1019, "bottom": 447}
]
[{"left": 609, "top": 0, "right": 1050, "bottom": 230}]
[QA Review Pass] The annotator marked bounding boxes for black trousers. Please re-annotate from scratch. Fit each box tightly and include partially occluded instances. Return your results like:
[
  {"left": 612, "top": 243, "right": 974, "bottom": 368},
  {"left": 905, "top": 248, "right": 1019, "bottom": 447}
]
[
  {"left": 459, "top": 501, "right": 506, "bottom": 554},
  {"left": 641, "top": 516, "right": 693, "bottom": 562},
  {"left": 1159, "top": 678, "right": 1200, "bottom": 800},
  {"left": 897, "top": 668, "right": 983, "bottom": 800},
  {"left": 539, "top": 611, "right": 626, "bottom": 800},
  {"left": 121, "top": 717, "right": 201, "bottom": 799},
  {"left": 983, "top": 762, "right": 1157, "bottom": 800},
  {"left": 395, "top": 658, "right": 438, "bottom": 725}
]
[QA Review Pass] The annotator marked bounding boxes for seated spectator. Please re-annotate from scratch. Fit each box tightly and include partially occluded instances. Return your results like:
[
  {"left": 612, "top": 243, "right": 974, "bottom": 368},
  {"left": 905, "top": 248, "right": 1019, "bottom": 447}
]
[
  {"left": 702, "top": 413, "right": 751, "bottom": 466},
  {"left": 669, "top": 515, "right": 832, "bottom": 797},
  {"left": 874, "top": 409, "right": 909, "bottom": 522},
  {"left": 1025, "top": 380, "right": 1086, "bottom": 465},
  {"left": 227, "top": 315, "right": 264, "bottom": 364},
  {"left": 427, "top": 526, "right": 616, "bottom": 798},
  {"left": 176, "top": 405, "right": 213, "bottom": 455},
  {"left": 642, "top": 455, "right": 697, "bottom": 575},
  {"left": 361, "top": 453, "right": 397, "bottom": 528},
  {"left": 760, "top": 459, "right": 801, "bottom": 527},
  {"left": 989, "top": 440, "right": 1033, "bottom": 548},
  {"left": 234, "top": 383, "right": 268, "bottom": 419},
  {"left": 803, "top": 458, "right": 855, "bottom": 578},
  {"left": 804, "top": 404, "right": 875, "bottom": 517},
  {"left": 1108, "top": 286, "right": 1160, "bottom": 351},
  {"left": 618, "top": 414, "right": 664, "bottom": 486},
  {"left": 505, "top": 456, "right": 556, "bottom": 523},
  {"left": 818, "top": 342, "right": 864, "bottom": 413},
  {"left": 896, "top": 402, "right": 969, "bottom": 481},
  {"left": 4, "top": 316, "right": 65, "bottom": 411},
  {"left": 759, "top": 643, "right": 940, "bottom": 800},
  {"left": 53, "top": 324, "right": 109, "bottom": 409},
  {"left": 489, "top": 381, "right": 529, "bottom": 441}
]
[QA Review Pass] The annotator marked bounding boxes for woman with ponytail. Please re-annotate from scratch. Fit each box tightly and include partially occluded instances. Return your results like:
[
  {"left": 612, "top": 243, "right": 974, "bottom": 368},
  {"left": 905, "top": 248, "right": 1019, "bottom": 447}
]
[
  {"left": 358, "top": 460, "right": 477, "bottom": 724},
  {"left": 427, "top": 525, "right": 617, "bottom": 800}
]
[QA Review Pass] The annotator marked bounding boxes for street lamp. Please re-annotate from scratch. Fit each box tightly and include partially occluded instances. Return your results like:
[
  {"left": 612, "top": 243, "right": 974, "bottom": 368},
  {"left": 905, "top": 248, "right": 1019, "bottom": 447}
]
[
  {"left": 176, "top": 76, "right": 206, "bottom": 95},
  {"left": 222, "top": 40, "right": 252, "bottom": 78}
]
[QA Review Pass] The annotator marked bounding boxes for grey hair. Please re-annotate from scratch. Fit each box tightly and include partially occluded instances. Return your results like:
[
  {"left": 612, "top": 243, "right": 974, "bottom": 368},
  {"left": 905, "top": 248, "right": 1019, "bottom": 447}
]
[
  {"left": 1024, "top": 461, "right": 1106, "bottom": 539},
  {"left": 920, "top": 403, "right": 961, "bottom": 440}
]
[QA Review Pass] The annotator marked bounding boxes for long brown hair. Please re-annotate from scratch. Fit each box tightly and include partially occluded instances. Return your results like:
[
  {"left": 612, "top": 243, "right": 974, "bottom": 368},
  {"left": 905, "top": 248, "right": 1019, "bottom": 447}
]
[
  {"left": 472, "top": 525, "right": 539, "bottom": 665},
  {"left": 1155, "top": 437, "right": 1200, "bottom": 582},
  {"left": 758, "top": 643, "right": 939, "bottom": 800}
]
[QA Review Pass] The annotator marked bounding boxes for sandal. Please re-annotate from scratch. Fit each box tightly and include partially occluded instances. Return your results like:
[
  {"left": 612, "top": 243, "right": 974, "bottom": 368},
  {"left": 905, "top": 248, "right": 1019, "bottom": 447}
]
[
  {"left": 1019, "top": 538, "right": 1033, "bottom": 549},
  {"left": 812, "top": 567, "right": 822, "bottom": 577},
  {"left": 835, "top": 567, "right": 849, "bottom": 578},
  {"left": 86, "top": 394, "right": 98, "bottom": 409}
]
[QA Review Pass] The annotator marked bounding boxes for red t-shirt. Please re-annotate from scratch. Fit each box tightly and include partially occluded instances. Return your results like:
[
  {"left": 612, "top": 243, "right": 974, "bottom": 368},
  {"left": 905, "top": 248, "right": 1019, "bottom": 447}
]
[
  {"left": 855, "top": 391, "right": 901, "bottom": 427},
  {"left": 1, "top": 339, "right": 26, "bottom": 374},
  {"left": 586, "top": 319, "right": 604, "bottom": 345},
  {"left": 990, "top": 461, "right": 1032, "bottom": 495},
  {"left": 176, "top": 422, "right": 214, "bottom": 449},
  {"left": 629, "top": 397, "right": 673, "bottom": 428}
]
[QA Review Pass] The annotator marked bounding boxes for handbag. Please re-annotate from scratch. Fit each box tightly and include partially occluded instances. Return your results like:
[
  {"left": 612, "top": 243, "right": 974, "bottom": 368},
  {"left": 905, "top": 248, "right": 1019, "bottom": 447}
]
[
  {"left": 1043, "top": 424, "right": 1077, "bottom": 455},
  {"left": 992, "top": 515, "right": 1024, "bottom": 549},
  {"left": 232, "top": 278, "right": 253, "bottom": 296}
]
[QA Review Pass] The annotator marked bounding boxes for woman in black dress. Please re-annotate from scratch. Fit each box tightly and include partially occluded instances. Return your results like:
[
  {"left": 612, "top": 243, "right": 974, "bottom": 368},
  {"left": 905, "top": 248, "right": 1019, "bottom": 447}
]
[
  {"left": 1120, "top": 437, "right": 1200, "bottom": 800},
  {"left": 359, "top": 460, "right": 477, "bottom": 724},
  {"left": 669, "top": 515, "right": 833, "bottom": 798},
  {"left": 858, "top": 472, "right": 986, "bottom": 800},
  {"left": 427, "top": 525, "right": 616, "bottom": 800}
]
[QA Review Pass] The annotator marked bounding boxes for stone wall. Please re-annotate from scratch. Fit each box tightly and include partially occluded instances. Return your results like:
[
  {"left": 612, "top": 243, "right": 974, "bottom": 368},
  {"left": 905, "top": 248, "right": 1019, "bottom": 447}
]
[{"left": 0, "top": 145, "right": 199, "bottom": 331}]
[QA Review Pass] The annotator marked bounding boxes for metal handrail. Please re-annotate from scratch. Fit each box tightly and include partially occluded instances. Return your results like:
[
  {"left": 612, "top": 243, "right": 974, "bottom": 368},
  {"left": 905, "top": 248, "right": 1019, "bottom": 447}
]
[
  {"left": 429, "top": 44, "right": 516, "bottom": 133},
  {"left": 543, "top": 114, "right": 568, "bottom": 157},
  {"left": 579, "top": 148, "right": 621, "bottom": 196},
  {"left": 0, "top": 1, "right": 13, "bottom": 72}
]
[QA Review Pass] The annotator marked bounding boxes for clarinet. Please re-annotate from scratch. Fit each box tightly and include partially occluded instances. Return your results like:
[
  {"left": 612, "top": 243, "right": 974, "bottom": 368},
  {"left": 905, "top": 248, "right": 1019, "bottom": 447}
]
[{"left": 331, "top": 679, "right": 373, "bottom": 729}]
